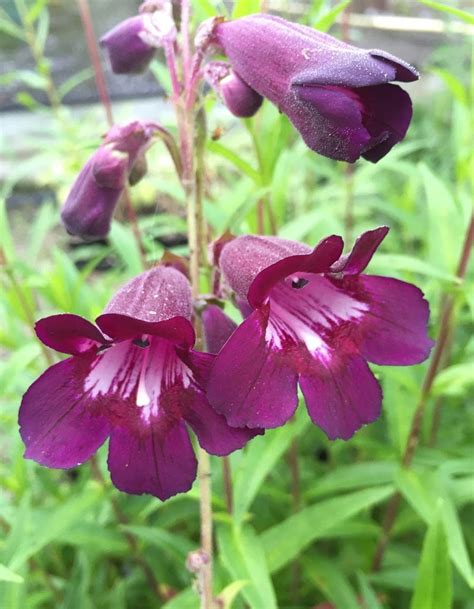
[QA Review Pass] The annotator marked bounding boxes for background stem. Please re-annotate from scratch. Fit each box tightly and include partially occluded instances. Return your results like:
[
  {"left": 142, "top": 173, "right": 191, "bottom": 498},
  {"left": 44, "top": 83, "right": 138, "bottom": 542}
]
[{"left": 372, "top": 211, "right": 474, "bottom": 571}]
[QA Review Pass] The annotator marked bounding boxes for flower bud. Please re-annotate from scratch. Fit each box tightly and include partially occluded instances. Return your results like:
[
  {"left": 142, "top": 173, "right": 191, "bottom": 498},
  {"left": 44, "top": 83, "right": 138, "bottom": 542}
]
[
  {"left": 61, "top": 121, "right": 157, "bottom": 239},
  {"left": 100, "top": 16, "right": 156, "bottom": 74},
  {"left": 204, "top": 61, "right": 263, "bottom": 118},
  {"left": 212, "top": 14, "right": 419, "bottom": 162}
]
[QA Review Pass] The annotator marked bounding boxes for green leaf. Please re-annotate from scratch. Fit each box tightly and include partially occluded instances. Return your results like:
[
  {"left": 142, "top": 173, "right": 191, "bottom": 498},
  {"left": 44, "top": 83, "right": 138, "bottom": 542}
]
[
  {"left": 121, "top": 525, "right": 193, "bottom": 563},
  {"left": 419, "top": 163, "right": 463, "bottom": 272},
  {"left": 307, "top": 461, "right": 397, "bottom": 499},
  {"left": 410, "top": 513, "right": 452, "bottom": 609},
  {"left": 8, "top": 485, "right": 103, "bottom": 569},
  {"left": 58, "top": 68, "right": 94, "bottom": 99},
  {"left": 207, "top": 140, "right": 260, "bottom": 182},
  {"left": 304, "top": 556, "right": 360, "bottom": 609},
  {"left": 396, "top": 469, "right": 473, "bottom": 587},
  {"left": 0, "top": 564, "right": 23, "bottom": 584},
  {"left": 313, "top": 0, "right": 351, "bottom": 32},
  {"left": 218, "top": 524, "right": 277, "bottom": 609},
  {"left": 368, "top": 253, "right": 459, "bottom": 283},
  {"left": 162, "top": 588, "right": 198, "bottom": 609},
  {"left": 217, "top": 580, "right": 249, "bottom": 609},
  {"left": 109, "top": 221, "right": 144, "bottom": 276},
  {"left": 418, "top": 0, "right": 474, "bottom": 25},
  {"left": 0, "top": 10, "right": 25, "bottom": 40},
  {"left": 262, "top": 485, "right": 394, "bottom": 572},
  {"left": 232, "top": 410, "right": 309, "bottom": 523},
  {"left": 357, "top": 572, "right": 382, "bottom": 609},
  {"left": 432, "top": 362, "right": 474, "bottom": 397},
  {"left": 232, "top": 0, "right": 260, "bottom": 19},
  {"left": 432, "top": 68, "right": 469, "bottom": 107}
]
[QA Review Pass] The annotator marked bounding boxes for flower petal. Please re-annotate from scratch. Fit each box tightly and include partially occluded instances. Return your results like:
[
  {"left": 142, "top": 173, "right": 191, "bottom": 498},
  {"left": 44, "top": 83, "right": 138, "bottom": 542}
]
[
  {"left": 107, "top": 420, "right": 197, "bottom": 500},
  {"left": 331, "top": 226, "right": 389, "bottom": 275},
  {"left": 181, "top": 390, "right": 262, "bottom": 456},
  {"left": 357, "top": 275, "right": 434, "bottom": 365},
  {"left": 299, "top": 352, "right": 382, "bottom": 440},
  {"left": 248, "top": 235, "right": 344, "bottom": 308},
  {"left": 357, "top": 84, "right": 413, "bottom": 163},
  {"left": 35, "top": 314, "right": 108, "bottom": 355},
  {"left": 202, "top": 304, "right": 237, "bottom": 354},
  {"left": 19, "top": 356, "right": 110, "bottom": 468},
  {"left": 207, "top": 308, "right": 299, "bottom": 429},
  {"left": 96, "top": 313, "right": 195, "bottom": 347}
]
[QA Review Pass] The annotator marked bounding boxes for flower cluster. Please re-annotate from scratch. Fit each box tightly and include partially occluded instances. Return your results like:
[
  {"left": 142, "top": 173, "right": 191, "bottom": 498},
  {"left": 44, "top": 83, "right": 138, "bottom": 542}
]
[
  {"left": 20, "top": 228, "right": 432, "bottom": 498},
  {"left": 19, "top": 6, "right": 432, "bottom": 500}
]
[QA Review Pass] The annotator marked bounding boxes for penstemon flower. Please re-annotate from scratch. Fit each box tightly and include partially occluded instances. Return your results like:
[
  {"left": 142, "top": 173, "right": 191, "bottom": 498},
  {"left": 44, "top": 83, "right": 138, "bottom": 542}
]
[
  {"left": 19, "top": 266, "right": 259, "bottom": 500},
  {"left": 61, "top": 121, "right": 157, "bottom": 239},
  {"left": 209, "top": 14, "right": 419, "bottom": 162},
  {"left": 206, "top": 228, "right": 434, "bottom": 440}
]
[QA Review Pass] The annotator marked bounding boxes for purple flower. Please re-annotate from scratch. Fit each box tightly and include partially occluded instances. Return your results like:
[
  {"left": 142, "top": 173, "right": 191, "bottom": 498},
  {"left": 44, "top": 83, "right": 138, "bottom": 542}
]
[
  {"left": 19, "top": 266, "right": 258, "bottom": 500},
  {"left": 206, "top": 228, "right": 434, "bottom": 440},
  {"left": 100, "top": 16, "right": 156, "bottom": 74},
  {"left": 202, "top": 304, "right": 238, "bottom": 354},
  {"left": 61, "top": 121, "right": 157, "bottom": 239},
  {"left": 211, "top": 14, "right": 419, "bottom": 162},
  {"left": 204, "top": 61, "right": 263, "bottom": 118}
]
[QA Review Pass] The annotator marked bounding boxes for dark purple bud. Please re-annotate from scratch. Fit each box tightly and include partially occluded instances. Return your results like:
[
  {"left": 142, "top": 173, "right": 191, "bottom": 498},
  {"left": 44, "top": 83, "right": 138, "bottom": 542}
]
[
  {"left": 101, "top": 16, "right": 156, "bottom": 74},
  {"left": 205, "top": 61, "right": 263, "bottom": 118},
  {"left": 61, "top": 121, "right": 157, "bottom": 239},
  {"left": 213, "top": 14, "right": 419, "bottom": 163}
]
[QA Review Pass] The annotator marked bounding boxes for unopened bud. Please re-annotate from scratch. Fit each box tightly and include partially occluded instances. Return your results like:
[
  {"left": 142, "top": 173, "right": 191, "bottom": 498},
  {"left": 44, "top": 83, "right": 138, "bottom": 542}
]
[
  {"left": 204, "top": 62, "right": 262, "bottom": 118},
  {"left": 100, "top": 16, "right": 156, "bottom": 74},
  {"left": 186, "top": 549, "right": 209, "bottom": 573}
]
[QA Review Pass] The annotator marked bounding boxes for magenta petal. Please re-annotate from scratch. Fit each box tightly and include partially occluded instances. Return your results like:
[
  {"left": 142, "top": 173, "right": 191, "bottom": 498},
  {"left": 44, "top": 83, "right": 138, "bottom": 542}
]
[
  {"left": 96, "top": 314, "right": 195, "bottom": 348},
  {"left": 300, "top": 353, "right": 382, "bottom": 440},
  {"left": 207, "top": 308, "right": 299, "bottom": 429},
  {"left": 358, "top": 276, "right": 434, "bottom": 365},
  {"left": 248, "top": 235, "right": 344, "bottom": 307},
  {"left": 35, "top": 314, "right": 107, "bottom": 355},
  {"left": 202, "top": 305, "right": 237, "bottom": 354},
  {"left": 19, "top": 357, "right": 110, "bottom": 468},
  {"left": 331, "top": 226, "right": 389, "bottom": 275},
  {"left": 182, "top": 391, "right": 262, "bottom": 456},
  {"left": 107, "top": 420, "right": 197, "bottom": 500}
]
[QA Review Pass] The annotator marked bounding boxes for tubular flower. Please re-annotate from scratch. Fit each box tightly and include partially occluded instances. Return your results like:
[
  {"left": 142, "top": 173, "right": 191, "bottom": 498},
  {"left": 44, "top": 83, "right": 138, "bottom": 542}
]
[
  {"left": 207, "top": 228, "right": 434, "bottom": 440},
  {"left": 211, "top": 14, "right": 419, "bottom": 163},
  {"left": 61, "top": 121, "right": 157, "bottom": 239},
  {"left": 204, "top": 62, "right": 263, "bottom": 118},
  {"left": 100, "top": 15, "right": 156, "bottom": 74},
  {"left": 19, "top": 266, "right": 258, "bottom": 500}
]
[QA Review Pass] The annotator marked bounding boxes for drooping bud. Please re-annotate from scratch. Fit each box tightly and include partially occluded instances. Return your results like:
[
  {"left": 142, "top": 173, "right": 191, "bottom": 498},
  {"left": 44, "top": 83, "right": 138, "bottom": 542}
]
[
  {"left": 204, "top": 61, "right": 263, "bottom": 118},
  {"left": 100, "top": 16, "right": 156, "bottom": 74},
  {"left": 61, "top": 121, "right": 157, "bottom": 239},
  {"left": 212, "top": 14, "right": 419, "bottom": 162}
]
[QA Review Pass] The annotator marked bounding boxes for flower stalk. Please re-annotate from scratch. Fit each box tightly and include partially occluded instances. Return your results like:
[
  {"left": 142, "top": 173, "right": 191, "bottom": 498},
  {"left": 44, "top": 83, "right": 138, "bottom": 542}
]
[{"left": 173, "top": 3, "right": 214, "bottom": 606}]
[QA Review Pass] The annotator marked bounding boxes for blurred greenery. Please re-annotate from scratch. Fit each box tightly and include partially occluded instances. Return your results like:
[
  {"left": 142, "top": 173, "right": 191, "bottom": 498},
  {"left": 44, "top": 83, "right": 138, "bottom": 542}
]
[{"left": 1, "top": 1, "right": 473, "bottom": 608}]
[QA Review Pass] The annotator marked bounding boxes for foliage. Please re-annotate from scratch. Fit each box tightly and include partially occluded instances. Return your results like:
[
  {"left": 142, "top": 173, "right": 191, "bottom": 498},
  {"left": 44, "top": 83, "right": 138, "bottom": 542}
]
[{"left": 1, "top": 1, "right": 473, "bottom": 608}]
